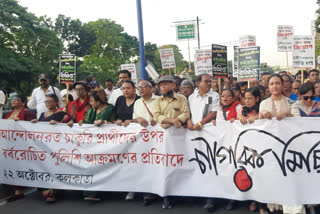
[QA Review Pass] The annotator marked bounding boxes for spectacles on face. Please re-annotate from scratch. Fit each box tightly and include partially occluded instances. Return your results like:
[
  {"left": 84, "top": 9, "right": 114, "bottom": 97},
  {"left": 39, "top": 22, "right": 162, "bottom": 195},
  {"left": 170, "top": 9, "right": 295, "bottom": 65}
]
[
  {"left": 302, "top": 96, "right": 315, "bottom": 101},
  {"left": 201, "top": 80, "right": 212, "bottom": 84},
  {"left": 137, "top": 85, "right": 149, "bottom": 90}
]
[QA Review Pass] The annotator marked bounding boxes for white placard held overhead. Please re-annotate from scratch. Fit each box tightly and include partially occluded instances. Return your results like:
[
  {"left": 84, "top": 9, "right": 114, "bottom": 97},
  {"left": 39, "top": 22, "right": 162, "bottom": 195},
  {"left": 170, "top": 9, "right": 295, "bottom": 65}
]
[
  {"left": 194, "top": 49, "right": 212, "bottom": 76},
  {"left": 292, "top": 35, "right": 315, "bottom": 68},
  {"left": 145, "top": 64, "right": 160, "bottom": 80},
  {"left": 159, "top": 48, "right": 176, "bottom": 69},
  {"left": 277, "top": 25, "right": 294, "bottom": 52},
  {"left": 239, "top": 35, "right": 256, "bottom": 48},
  {"left": 121, "top": 64, "right": 137, "bottom": 83}
]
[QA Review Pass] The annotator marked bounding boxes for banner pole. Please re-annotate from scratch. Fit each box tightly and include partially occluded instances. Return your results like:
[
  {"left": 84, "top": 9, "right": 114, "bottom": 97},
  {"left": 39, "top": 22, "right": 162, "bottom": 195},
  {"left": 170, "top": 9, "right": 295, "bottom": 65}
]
[
  {"left": 66, "top": 83, "right": 69, "bottom": 103},
  {"left": 248, "top": 81, "right": 251, "bottom": 88},
  {"left": 218, "top": 78, "right": 221, "bottom": 94}
]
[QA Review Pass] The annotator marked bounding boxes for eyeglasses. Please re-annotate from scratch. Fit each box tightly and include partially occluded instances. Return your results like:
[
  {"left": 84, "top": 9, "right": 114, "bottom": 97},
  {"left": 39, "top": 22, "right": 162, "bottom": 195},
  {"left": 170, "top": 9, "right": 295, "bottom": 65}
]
[
  {"left": 201, "top": 80, "right": 212, "bottom": 84},
  {"left": 302, "top": 96, "right": 315, "bottom": 101},
  {"left": 75, "top": 88, "right": 85, "bottom": 92},
  {"left": 137, "top": 85, "right": 149, "bottom": 90}
]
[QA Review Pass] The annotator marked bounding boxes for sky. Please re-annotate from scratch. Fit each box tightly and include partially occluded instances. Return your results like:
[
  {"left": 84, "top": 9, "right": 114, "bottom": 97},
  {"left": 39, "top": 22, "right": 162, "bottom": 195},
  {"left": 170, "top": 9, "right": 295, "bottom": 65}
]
[{"left": 18, "top": 0, "right": 318, "bottom": 69}]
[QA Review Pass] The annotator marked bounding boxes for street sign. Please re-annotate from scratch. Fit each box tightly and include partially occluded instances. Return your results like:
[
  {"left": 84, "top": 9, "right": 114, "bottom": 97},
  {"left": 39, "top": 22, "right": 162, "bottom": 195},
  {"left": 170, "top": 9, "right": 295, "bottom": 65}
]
[{"left": 176, "top": 24, "right": 195, "bottom": 40}]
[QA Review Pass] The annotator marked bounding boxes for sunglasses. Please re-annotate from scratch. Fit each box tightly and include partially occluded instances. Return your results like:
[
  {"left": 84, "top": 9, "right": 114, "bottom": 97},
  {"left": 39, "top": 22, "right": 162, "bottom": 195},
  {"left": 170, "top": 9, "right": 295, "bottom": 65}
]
[{"left": 302, "top": 96, "right": 315, "bottom": 101}]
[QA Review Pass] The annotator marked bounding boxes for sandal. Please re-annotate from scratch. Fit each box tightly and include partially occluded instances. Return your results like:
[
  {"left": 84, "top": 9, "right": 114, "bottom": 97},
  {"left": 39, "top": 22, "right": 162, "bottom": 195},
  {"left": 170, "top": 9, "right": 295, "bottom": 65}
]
[
  {"left": 249, "top": 201, "right": 257, "bottom": 212},
  {"left": 42, "top": 189, "right": 56, "bottom": 203}
]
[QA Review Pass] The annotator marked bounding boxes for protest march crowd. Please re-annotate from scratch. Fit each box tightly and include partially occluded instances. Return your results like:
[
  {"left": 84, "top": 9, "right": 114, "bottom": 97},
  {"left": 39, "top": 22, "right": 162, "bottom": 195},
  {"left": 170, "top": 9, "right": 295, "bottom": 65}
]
[{"left": 0, "top": 68, "right": 320, "bottom": 214}]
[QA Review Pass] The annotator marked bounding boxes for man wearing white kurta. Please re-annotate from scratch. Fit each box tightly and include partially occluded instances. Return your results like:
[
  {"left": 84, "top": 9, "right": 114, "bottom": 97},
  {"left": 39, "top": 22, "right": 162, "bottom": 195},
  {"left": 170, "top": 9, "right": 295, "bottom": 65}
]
[
  {"left": 27, "top": 73, "right": 62, "bottom": 118},
  {"left": 187, "top": 73, "right": 220, "bottom": 212}
]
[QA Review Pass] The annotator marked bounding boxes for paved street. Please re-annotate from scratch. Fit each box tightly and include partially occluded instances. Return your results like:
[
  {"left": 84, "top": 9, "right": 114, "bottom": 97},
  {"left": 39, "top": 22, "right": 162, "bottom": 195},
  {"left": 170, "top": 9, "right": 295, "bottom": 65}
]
[{"left": 0, "top": 188, "right": 254, "bottom": 214}]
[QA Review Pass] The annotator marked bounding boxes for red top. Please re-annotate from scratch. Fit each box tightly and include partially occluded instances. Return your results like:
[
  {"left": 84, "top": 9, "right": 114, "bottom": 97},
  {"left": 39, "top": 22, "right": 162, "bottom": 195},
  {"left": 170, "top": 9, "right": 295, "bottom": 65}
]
[{"left": 67, "top": 98, "right": 91, "bottom": 123}]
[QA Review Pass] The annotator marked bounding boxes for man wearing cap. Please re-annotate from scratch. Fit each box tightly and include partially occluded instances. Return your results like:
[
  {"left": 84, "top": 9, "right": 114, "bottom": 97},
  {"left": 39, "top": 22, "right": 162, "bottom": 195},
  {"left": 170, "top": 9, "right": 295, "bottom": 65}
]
[
  {"left": 153, "top": 76, "right": 190, "bottom": 209},
  {"left": 27, "top": 73, "right": 63, "bottom": 118},
  {"left": 153, "top": 76, "right": 190, "bottom": 129},
  {"left": 67, "top": 81, "right": 91, "bottom": 126}
]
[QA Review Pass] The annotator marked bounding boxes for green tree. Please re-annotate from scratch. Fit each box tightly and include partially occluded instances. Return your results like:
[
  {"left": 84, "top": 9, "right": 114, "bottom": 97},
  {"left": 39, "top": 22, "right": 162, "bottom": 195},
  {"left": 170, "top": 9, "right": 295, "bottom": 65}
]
[
  {"left": 0, "top": 0, "right": 63, "bottom": 94},
  {"left": 77, "top": 19, "right": 139, "bottom": 84}
]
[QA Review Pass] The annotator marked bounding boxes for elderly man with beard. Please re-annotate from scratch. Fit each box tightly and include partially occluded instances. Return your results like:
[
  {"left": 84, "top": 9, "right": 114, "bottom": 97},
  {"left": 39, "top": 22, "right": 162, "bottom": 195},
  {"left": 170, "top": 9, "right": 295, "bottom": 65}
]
[
  {"left": 153, "top": 76, "right": 190, "bottom": 209},
  {"left": 27, "top": 73, "right": 62, "bottom": 118}
]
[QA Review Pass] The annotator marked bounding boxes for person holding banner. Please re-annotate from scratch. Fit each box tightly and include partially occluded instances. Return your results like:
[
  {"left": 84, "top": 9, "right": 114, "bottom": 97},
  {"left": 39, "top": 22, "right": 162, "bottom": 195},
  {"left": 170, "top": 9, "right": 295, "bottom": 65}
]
[
  {"left": 31, "top": 94, "right": 70, "bottom": 203},
  {"left": 80, "top": 90, "right": 115, "bottom": 201},
  {"left": 216, "top": 88, "right": 241, "bottom": 210},
  {"left": 4, "top": 94, "right": 36, "bottom": 201},
  {"left": 153, "top": 76, "right": 190, "bottom": 209},
  {"left": 180, "top": 80, "right": 195, "bottom": 99},
  {"left": 82, "top": 90, "right": 115, "bottom": 126},
  {"left": 5, "top": 94, "right": 36, "bottom": 121},
  {"left": 216, "top": 88, "right": 241, "bottom": 123},
  {"left": 291, "top": 82, "right": 320, "bottom": 117},
  {"left": 237, "top": 87, "right": 261, "bottom": 125},
  {"left": 187, "top": 74, "right": 220, "bottom": 212},
  {"left": 290, "top": 82, "right": 319, "bottom": 214},
  {"left": 259, "top": 74, "right": 292, "bottom": 121},
  {"left": 67, "top": 81, "right": 91, "bottom": 127},
  {"left": 235, "top": 87, "right": 267, "bottom": 214},
  {"left": 131, "top": 80, "right": 158, "bottom": 128},
  {"left": 114, "top": 80, "right": 140, "bottom": 128},
  {"left": 259, "top": 74, "right": 294, "bottom": 213}
]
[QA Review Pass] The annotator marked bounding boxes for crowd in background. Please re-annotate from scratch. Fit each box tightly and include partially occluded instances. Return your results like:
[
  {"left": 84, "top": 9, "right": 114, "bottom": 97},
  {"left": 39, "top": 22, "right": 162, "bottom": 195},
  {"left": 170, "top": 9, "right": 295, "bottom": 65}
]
[{"left": 0, "top": 68, "right": 320, "bottom": 213}]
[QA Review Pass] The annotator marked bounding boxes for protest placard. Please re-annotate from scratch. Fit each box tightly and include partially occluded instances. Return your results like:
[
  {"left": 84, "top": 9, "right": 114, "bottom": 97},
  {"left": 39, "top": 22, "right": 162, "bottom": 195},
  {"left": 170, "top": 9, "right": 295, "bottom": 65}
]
[
  {"left": 212, "top": 44, "right": 228, "bottom": 78},
  {"left": 194, "top": 49, "right": 212, "bottom": 76},
  {"left": 239, "top": 35, "right": 256, "bottom": 48},
  {"left": 292, "top": 35, "right": 315, "bottom": 68},
  {"left": 277, "top": 25, "right": 294, "bottom": 52},
  {"left": 238, "top": 47, "right": 260, "bottom": 81},
  {"left": 120, "top": 64, "right": 137, "bottom": 83},
  {"left": 159, "top": 48, "right": 176, "bottom": 69},
  {"left": 59, "top": 54, "right": 76, "bottom": 83},
  {"left": 145, "top": 64, "right": 160, "bottom": 80},
  {"left": 233, "top": 46, "right": 239, "bottom": 78}
]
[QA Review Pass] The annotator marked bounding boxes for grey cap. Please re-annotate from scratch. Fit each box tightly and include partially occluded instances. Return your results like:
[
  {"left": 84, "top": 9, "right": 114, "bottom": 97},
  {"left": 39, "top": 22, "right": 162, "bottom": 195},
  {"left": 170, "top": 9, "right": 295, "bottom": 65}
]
[{"left": 157, "top": 76, "right": 174, "bottom": 84}]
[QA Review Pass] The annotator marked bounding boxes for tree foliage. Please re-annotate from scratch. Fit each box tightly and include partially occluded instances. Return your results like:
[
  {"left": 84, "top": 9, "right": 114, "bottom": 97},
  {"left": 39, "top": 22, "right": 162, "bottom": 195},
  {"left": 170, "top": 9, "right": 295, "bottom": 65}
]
[
  {"left": 0, "top": 0, "right": 188, "bottom": 94},
  {"left": 0, "top": 0, "right": 63, "bottom": 94}
]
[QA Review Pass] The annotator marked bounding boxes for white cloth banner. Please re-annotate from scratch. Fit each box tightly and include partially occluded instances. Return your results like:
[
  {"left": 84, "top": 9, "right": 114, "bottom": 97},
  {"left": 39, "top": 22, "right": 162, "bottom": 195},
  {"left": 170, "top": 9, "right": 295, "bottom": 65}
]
[
  {"left": 194, "top": 49, "right": 212, "bottom": 76},
  {"left": 1, "top": 118, "right": 320, "bottom": 204},
  {"left": 277, "top": 25, "right": 294, "bottom": 52},
  {"left": 292, "top": 35, "right": 315, "bottom": 68},
  {"left": 159, "top": 48, "right": 176, "bottom": 69}
]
